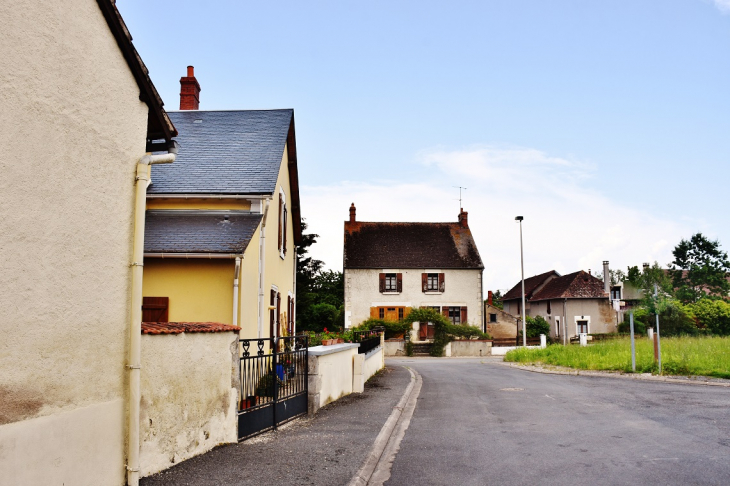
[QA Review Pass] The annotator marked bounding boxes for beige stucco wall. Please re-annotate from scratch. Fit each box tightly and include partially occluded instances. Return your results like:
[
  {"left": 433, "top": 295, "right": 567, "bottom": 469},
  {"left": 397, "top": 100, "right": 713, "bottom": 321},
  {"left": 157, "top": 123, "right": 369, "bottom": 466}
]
[
  {"left": 0, "top": 0, "right": 151, "bottom": 483},
  {"left": 344, "top": 268, "right": 483, "bottom": 328},
  {"left": 484, "top": 303, "right": 518, "bottom": 339},
  {"left": 308, "top": 345, "right": 357, "bottom": 412},
  {"left": 529, "top": 299, "right": 617, "bottom": 339},
  {"left": 362, "top": 347, "right": 384, "bottom": 381},
  {"left": 140, "top": 332, "right": 238, "bottom": 477}
]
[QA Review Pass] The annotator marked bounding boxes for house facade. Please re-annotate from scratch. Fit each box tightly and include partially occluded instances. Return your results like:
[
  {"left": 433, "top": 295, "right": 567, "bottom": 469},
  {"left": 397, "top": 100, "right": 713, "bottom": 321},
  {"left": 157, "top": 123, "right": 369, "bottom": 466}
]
[
  {"left": 484, "top": 290, "right": 519, "bottom": 339},
  {"left": 343, "top": 205, "right": 484, "bottom": 331},
  {"left": 0, "top": 1, "right": 176, "bottom": 484},
  {"left": 503, "top": 267, "right": 617, "bottom": 343},
  {"left": 142, "top": 69, "right": 302, "bottom": 340}
]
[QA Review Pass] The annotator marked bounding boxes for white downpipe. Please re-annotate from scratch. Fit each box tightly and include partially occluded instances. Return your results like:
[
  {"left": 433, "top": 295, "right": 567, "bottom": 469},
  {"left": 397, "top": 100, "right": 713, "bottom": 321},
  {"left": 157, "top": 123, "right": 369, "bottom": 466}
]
[
  {"left": 233, "top": 257, "right": 241, "bottom": 327},
  {"left": 257, "top": 199, "right": 271, "bottom": 338},
  {"left": 292, "top": 246, "right": 297, "bottom": 335},
  {"left": 127, "top": 153, "right": 174, "bottom": 486}
]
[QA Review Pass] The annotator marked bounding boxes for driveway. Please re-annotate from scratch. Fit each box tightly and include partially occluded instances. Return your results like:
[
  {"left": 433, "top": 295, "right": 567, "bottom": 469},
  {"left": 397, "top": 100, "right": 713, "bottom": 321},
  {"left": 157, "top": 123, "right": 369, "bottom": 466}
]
[{"left": 385, "top": 357, "right": 730, "bottom": 485}]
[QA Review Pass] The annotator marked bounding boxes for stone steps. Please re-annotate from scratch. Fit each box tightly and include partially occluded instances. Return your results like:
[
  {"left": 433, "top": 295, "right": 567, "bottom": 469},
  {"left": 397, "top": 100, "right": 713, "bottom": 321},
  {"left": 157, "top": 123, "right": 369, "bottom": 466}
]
[{"left": 411, "top": 343, "right": 433, "bottom": 356}]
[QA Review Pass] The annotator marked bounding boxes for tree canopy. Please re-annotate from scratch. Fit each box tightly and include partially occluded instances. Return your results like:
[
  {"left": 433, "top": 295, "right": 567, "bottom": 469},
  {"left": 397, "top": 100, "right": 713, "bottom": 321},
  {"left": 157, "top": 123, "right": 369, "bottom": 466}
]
[{"left": 669, "top": 233, "right": 730, "bottom": 303}]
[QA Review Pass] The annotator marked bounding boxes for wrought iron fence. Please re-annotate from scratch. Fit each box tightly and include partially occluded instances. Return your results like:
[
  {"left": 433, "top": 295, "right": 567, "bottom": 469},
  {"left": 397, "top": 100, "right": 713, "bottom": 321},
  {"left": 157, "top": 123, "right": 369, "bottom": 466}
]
[
  {"left": 238, "top": 335, "right": 308, "bottom": 441},
  {"left": 352, "top": 326, "right": 384, "bottom": 354}
]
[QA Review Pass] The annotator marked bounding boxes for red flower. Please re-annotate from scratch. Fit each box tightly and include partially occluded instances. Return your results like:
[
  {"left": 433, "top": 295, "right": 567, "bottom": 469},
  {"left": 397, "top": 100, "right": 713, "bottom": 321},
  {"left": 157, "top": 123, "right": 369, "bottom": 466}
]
[{"left": 323, "top": 327, "right": 328, "bottom": 333}]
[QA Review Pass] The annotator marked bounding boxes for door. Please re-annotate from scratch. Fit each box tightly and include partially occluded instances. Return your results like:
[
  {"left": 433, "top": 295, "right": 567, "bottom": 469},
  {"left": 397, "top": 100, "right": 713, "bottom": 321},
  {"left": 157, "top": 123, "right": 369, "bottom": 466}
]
[
  {"left": 555, "top": 316, "right": 561, "bottom": 337},
  {"left": 384, "top": 307, "right": 398, "bottom": 321}
]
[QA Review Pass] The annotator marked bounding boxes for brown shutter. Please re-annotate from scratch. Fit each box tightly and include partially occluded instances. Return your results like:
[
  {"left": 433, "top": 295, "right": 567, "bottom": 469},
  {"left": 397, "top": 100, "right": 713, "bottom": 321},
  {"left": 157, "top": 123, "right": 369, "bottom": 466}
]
[
  {"left": 461, "top": 306, "right": 468, "bottom": 325},
  {"left": 276, "top": 292, "right": 281, "bottom": 337},
  {"left": 421, "top": 273, "right": 427, "bottom": 292},
  {"left": 396, "top": 273, "right": 403, "bottom": 293},
  {"left": 283, "top": 207, "right": 288, "bottom": 255},
  {"left": 278, "top": 193, "right": 283, "bottom": 251},
  {"left": 439, "top": 273, "right": 445, "bottom": 292},
  {"left": 442, "top": 306, "right": 449, "bottom": 318},
  {"left": 142, "top": 297, "right": 169, "bottom": 322},
  {"left": 379, "top": 273, "right": 385, "bottom": 293},
  {"left": 370, "top": 307, "right": 378, "bottom": 318}
]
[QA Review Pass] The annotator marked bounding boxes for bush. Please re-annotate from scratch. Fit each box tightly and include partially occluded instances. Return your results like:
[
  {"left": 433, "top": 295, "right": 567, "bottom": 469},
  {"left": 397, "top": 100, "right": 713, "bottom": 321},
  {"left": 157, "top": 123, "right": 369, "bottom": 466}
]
[
  {"left": 690, "top": 299, "right": 730, "bottom": 335},
  {"left": 618, "top": 318, "right": 647, "bottom": 335},
  {"left": 519, "top": 315, "right": 550, "bottom": 338},
  {"left": 353, "top": 318, "right": 412, "bottom": 339},
  {"left": 303, "top": 303, "right": 341, "bottom": 332},
  {"left": 403, "top": 307, "right": 491, "bottom": 357}
]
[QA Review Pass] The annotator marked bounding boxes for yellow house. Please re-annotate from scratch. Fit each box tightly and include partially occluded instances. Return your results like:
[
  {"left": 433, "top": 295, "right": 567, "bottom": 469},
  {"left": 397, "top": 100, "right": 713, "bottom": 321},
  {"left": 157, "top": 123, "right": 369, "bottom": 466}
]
[{"left": 143, "top": 71, "right": 302, "bottom": 340}]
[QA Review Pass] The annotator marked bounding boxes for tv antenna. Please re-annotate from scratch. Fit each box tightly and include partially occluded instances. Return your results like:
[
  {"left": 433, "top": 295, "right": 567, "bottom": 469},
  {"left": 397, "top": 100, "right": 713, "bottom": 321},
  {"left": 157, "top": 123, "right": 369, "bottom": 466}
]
[{"left": 453, "top": 186, "right": 467, "bottom": 210}]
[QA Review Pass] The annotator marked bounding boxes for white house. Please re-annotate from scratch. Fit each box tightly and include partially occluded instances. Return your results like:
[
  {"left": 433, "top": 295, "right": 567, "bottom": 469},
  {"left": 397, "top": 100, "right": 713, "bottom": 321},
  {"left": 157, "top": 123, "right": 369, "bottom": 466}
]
[{"left": 343, "top": 204, "right": 485, "bottom": 335}]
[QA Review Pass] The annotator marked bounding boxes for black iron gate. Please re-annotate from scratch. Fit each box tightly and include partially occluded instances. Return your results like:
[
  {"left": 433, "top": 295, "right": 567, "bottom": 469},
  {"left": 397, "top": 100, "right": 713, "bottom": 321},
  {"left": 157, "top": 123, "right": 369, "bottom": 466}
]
[{"left": 238, "top": 335, "right": 308, "bottom": 441}]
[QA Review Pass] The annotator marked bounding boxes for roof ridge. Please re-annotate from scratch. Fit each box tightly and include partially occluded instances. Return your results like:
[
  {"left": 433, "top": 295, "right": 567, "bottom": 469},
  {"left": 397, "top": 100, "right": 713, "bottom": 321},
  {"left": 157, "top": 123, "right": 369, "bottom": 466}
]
[{"left": 168, "top": 108, "right": 293, "bottom": 113}]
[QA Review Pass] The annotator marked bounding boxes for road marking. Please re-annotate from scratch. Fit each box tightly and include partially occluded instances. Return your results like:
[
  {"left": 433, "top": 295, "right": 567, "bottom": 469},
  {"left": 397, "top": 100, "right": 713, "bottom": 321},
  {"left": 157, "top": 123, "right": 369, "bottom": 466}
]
[
  {"left": 348, "top": 366, "right": 423, "bottom": 486},
  {"left": 545, "top": 394, "right": 556, "bottom": 400}
]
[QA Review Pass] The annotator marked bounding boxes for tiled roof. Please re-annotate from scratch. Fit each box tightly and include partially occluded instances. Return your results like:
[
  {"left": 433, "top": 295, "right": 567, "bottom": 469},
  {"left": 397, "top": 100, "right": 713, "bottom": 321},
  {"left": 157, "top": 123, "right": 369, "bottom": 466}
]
[
  {"left": 503, "top": 270, "right": 560, "bottom": 301},
  {"left": 148, "top": 110, "right": 293, "bottom": 194},
  {"left": 142, "top": 322, "right": 241, "bottom": 334},
  {"left": 343, "top": 221, "right": 483, "bottom": 269},
  {"left": 531, "top": 271, "right": 607, "bottom": 301},
  {"left": 144, "top": 212, "right": 262, "bottom": 254}
]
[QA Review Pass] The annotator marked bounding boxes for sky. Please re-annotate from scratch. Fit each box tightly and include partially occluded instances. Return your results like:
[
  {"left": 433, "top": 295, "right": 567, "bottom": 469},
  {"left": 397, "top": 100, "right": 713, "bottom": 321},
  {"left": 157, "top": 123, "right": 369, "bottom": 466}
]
[{"left": 118, "top": 0, "right": 730, "bottom": 292}]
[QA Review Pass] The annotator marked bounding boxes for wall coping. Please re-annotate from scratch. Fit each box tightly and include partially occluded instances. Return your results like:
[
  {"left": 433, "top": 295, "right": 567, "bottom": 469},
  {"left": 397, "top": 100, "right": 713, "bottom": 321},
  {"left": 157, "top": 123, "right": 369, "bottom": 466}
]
[
  {"left": 308, "top": 343, "right": 360, "bottom": 356},
  {"left": 363, "top": 345, "right": 383, "bottom": 360}
]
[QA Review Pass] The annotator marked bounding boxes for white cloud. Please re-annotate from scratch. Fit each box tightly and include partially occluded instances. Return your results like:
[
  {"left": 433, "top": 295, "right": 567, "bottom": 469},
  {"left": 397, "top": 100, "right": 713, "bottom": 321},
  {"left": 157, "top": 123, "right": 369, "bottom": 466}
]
[
  {"left": 713, "top": 0, "right": 730, "bottom": 13},
  {"left": 301, "top": 146, "right": 692, "bottom": 291}
]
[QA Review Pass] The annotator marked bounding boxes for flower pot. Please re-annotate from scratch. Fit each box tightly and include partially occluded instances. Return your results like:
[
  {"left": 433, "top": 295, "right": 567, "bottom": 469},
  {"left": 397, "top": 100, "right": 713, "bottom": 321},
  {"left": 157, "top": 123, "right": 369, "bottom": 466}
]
[{"left": 336, "top": 338, "right": 344, "bottom": 344}]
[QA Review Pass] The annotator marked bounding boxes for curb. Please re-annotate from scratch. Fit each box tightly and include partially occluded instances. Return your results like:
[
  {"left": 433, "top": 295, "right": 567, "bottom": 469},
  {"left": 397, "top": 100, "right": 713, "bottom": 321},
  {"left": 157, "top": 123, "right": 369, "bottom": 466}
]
[
  {"left": 348, "top": 366, "right": 422, "bottom": 486},
  {"left": 500, "top": 361, "right": 730, "bottom": 388}
]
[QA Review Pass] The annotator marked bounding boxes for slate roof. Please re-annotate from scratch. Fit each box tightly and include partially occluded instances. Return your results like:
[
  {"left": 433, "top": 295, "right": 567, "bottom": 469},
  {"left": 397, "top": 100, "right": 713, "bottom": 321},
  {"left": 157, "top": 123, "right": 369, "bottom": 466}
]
[
  {"left": 343, "top": 221, "right": 483, "bottom": 269},
  {"left": 503, "top": 270, "right": 560, "bottom": 301},
  {"left": 148, "top": 110, "right": 293, "bottom": 195},
  {"left": 142, "top": 322, "right": 241, "bottom": 334},
  {"left": 530, "top": 271, "right": 608, "bottom": 301},
  {"left": 144, "top": 212, "right": 262, "bottom": 254}
]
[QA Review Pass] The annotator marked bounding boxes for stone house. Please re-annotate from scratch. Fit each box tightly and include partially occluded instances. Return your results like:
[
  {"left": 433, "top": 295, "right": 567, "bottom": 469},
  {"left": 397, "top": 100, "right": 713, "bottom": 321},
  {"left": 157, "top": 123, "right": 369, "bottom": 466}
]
[
  {"left": 142, "top": 67, "right": 302, "bottom": 340},
  {"left": 0, "top": 1, "right": 176, "bottom": 483},
  {"left": 343, "top": 205, "right": 485, "bottom": 333},
  {"left": 503, "top": 268, "right": 617, "bottom": 343},
  {"left": 484, "top": 291, "right": 519, "bottom": 339}
]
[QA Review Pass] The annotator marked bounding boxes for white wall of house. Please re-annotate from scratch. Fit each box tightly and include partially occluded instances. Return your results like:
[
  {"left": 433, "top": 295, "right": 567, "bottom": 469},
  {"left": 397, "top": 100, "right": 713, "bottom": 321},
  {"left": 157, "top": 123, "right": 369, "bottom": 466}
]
[
  {"left": 344, "top": 268, "right": 483, "bottom": 328},
  {"left": 527, "top": 299, "right": 618, "bottom": 339},
  {"left": 0, "top": 1, "right": 150, "bottom": 484}
]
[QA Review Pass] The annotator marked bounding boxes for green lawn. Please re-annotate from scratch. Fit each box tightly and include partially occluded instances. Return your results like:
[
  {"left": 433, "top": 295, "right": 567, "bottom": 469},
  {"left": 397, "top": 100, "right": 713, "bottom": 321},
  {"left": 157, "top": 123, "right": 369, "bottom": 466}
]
[{"left": 503, "top": 336, "right": 730, "bottom": 379}]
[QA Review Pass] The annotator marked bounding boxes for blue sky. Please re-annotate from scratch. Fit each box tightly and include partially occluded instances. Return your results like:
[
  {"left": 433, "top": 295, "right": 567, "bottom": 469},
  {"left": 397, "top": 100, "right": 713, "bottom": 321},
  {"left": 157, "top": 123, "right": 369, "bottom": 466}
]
[{"left": 119, "top": 0, "right": 730, "bottom": 291}]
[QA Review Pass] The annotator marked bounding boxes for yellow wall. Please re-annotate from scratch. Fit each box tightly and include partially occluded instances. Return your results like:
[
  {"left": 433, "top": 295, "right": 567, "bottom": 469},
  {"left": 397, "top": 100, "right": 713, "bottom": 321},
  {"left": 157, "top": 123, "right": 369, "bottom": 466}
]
[
  {"left": 147, "top": 198, "right": 251, "bottom": 210},
  {"left": 143, "top": 259, "right": 235, "bottom": 324}
]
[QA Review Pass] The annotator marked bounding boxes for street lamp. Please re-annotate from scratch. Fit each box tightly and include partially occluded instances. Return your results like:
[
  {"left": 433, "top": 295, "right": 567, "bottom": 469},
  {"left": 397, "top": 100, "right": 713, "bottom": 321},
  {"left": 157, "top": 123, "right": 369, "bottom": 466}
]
[{"left": 516, "top": 216, "right": 526, "bottom": 347}]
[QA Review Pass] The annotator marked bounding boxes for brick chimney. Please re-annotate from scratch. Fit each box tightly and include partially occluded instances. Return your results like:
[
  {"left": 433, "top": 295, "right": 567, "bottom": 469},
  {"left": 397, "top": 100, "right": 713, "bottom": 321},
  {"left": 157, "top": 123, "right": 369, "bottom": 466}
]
[
  {"left": 488, "top": 290, "right": 493, "bottom": 306},
  {"left": 458, "top": 208, "right": 468, "bottom": 228},
  {"left": 179, "top": 66, "right": 201, "bottom": 110},
  {"left": 603, "top": 260, "right": 610, "bottom": 295},
  {"left": 349, "top": 203, "right": 356, "bottom": 223}
]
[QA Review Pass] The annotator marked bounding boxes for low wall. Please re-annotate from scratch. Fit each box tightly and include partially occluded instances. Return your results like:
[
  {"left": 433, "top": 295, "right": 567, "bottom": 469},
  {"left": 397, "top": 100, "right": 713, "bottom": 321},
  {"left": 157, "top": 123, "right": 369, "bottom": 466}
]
[
  {"left": 308, "top": 343, "right": 359, "bottom": 414},
  {"left": 384, "top": 339, "right": 405, "bottom": 356},
  {"left": 447, "top": 340, "right": 492, "bottom": 357},
  {"left": 140, "top": 329, "right": 239, "bottom": 477},
  {"left": 363, "top": 346, "right": 384, "bottom": 381}
]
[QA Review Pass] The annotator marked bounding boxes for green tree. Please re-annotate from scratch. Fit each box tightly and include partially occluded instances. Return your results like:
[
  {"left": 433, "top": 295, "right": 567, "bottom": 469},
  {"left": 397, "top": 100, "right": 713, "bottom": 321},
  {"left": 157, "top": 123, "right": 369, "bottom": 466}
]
[
  {"left": 626, "top": 262, "right": 674, "bottom": 309},
  {"left": 519, "top": 316, "right": 550, "bottom": 338},
  {"left": 670, "top": 233, "right": 730, "bottom": 303},
  {"left": 690, "top": 299, "right": 730, "bottom": 335}
]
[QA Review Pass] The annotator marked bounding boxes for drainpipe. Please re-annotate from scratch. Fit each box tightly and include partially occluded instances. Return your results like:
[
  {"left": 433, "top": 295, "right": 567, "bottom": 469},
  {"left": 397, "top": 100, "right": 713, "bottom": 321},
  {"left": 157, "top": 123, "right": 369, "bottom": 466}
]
[
  {"left": 233, "top": 257, "right": 242, "bottom": 327},
  {"left": 292, "top": 245, "right": 297, "bottom": 335},
  {"left": 257, "top": 199, "right": 271, "bottom": 338},
  {"left": 563, "top": 298, "right": 567, "bottom": 346},
  {"left": 127, "top": 146, "right": 176, "bottom": 486}
]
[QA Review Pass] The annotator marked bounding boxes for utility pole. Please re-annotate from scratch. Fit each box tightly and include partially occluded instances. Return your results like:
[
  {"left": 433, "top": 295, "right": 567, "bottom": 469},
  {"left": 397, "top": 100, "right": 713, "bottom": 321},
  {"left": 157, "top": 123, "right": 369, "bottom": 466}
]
[
  {"left": 655, "top": 284, "right": 662, "bottom": 374},
  {"left": 516, "top": 216, "right": 526, "bottom": 347}
]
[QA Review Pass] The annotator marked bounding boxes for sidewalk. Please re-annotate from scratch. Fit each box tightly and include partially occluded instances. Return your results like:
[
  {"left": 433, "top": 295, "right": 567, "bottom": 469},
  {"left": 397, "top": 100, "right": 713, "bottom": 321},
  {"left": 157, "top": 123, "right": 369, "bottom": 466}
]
[{"left": 141, "top": 365, "right": 411, "bottom": 486}]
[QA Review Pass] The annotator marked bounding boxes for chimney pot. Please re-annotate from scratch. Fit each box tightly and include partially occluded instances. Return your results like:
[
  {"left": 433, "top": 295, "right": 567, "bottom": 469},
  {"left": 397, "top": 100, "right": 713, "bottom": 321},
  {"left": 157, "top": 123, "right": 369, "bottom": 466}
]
[
  {"left": 180, "top": 65, "right": 201, "bottom": 110},
  {"left": 603, "top": 260, "right": 610, "bottom": 294},
  {"left": 349, "top": 203, "right": 356, "bottom": 224}
]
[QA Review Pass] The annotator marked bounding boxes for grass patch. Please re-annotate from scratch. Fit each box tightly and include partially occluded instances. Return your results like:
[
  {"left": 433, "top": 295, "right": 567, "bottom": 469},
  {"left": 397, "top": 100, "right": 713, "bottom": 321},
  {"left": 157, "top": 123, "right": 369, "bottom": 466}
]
[{"left": 504, "top": 336, "right": 730, "bottom": 379}]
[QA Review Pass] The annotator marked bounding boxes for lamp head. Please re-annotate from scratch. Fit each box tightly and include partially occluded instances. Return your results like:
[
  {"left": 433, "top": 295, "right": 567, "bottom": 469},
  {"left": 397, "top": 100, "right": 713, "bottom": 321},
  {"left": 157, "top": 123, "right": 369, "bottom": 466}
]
[{"left": 515, "top": 216, "right": 524, "bottom": 221}]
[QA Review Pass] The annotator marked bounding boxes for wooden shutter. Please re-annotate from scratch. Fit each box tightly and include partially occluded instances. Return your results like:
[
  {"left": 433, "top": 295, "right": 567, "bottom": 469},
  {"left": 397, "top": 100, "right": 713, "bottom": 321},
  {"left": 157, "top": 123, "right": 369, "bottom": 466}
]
[
  {"left": 287, "top": 295, "right": 292, "bottom": 334},
  {"left": 276, "top": 292, "right": 281, "bottom": 337},
  {"left": 439, "top": 273, "right": 445, "bottom": 292},
  {"left": 442, "top": 306, "right": 449, "bottom": 318},
  {"left": 142, "top": 297, "right": 168, "bottom": 322},
  {"left": 461, "top": 306, "right": 468, "bottom": 325},
  {"left": 396, "top": 273, "right": 403, "bottom": 293},
  {"left": 421, "top": 273, "right": 427, "bottom": 292},
  {"left": 370, "top": 307, "right": 379, "bottom": 318},
  {"left": 278, "top": 193, "right": 283, "bottom": 251},
  {"left": 283, "top": 207, "right": 288, "bottom": 255},
  {"left": 379, "top": 273, "right": 385, "bottom": 293}
]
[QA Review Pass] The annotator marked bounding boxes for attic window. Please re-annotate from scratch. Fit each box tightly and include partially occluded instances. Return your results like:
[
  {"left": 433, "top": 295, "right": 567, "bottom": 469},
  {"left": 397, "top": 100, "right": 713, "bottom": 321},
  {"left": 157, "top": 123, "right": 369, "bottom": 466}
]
[{"left": 193, "top": 119, "right": 203, "bottom": 124}]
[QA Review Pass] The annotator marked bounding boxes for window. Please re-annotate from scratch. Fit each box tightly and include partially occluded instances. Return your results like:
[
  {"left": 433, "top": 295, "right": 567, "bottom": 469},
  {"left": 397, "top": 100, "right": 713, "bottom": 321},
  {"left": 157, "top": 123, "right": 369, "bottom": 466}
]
[
  {"left": 577, "top": 320, "right": 588, "bottom": 334},
  {"left": 489, "top": 313, "right": 497, "bottom": 323},
  {"left": 379, "top": 308, "right": 385, "bottom": 319},
  {"left": 611, "top": 286, "right": 621, "bottom": 300},
  {"left": 547, "top": 301, "right": 551, "bottom": 314},
  {"left": 278, "top": 192, "right": 287, "bottom": 257},
  {"left": 380, "top": 272, "right": 402, "bottom": 293},
  {"left": 398, "top": 308, "right": 404, "bottom": 320},
  {"left": 448, "top": 307, "right": 461, "bottom": 324},
  {"left": 422, "top": 272, "right": 445, "bottom": 292}
]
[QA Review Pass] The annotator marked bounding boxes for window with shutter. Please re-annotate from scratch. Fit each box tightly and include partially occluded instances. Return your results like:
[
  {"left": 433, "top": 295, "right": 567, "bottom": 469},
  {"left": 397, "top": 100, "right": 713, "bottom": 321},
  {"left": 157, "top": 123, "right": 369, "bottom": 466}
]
[
  {"left": 447, "top": 306, "right": 462, "bottom": 324},
  {"left": 425, "top": 273, "right": 439, "bottom": 291},
  {"left": 142, "top": 297, "right": 169, "bottom": 322},
  {"left": 382, "top": 273, "right": 398, "bottom": 292}
]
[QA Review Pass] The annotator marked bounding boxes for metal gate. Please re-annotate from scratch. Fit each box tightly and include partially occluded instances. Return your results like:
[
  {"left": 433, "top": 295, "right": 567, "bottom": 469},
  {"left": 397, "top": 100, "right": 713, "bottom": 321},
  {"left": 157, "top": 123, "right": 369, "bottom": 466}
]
[{"left": 238, "top": 335, "right": 308, "bottom": 441}]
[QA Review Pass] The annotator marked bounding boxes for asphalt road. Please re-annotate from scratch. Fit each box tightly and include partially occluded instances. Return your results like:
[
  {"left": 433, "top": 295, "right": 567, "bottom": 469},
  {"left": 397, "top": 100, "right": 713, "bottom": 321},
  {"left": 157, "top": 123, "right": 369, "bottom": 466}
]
[{"left": 386, "top": 357, "right": 730, "bottom": 486}]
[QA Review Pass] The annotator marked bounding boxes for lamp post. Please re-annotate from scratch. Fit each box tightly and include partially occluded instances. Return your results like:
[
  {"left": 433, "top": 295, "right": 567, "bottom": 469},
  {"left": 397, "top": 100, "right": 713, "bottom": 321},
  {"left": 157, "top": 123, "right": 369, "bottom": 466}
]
[{"left": 516, "top": 216, "right": 526, "bottom": 347}]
